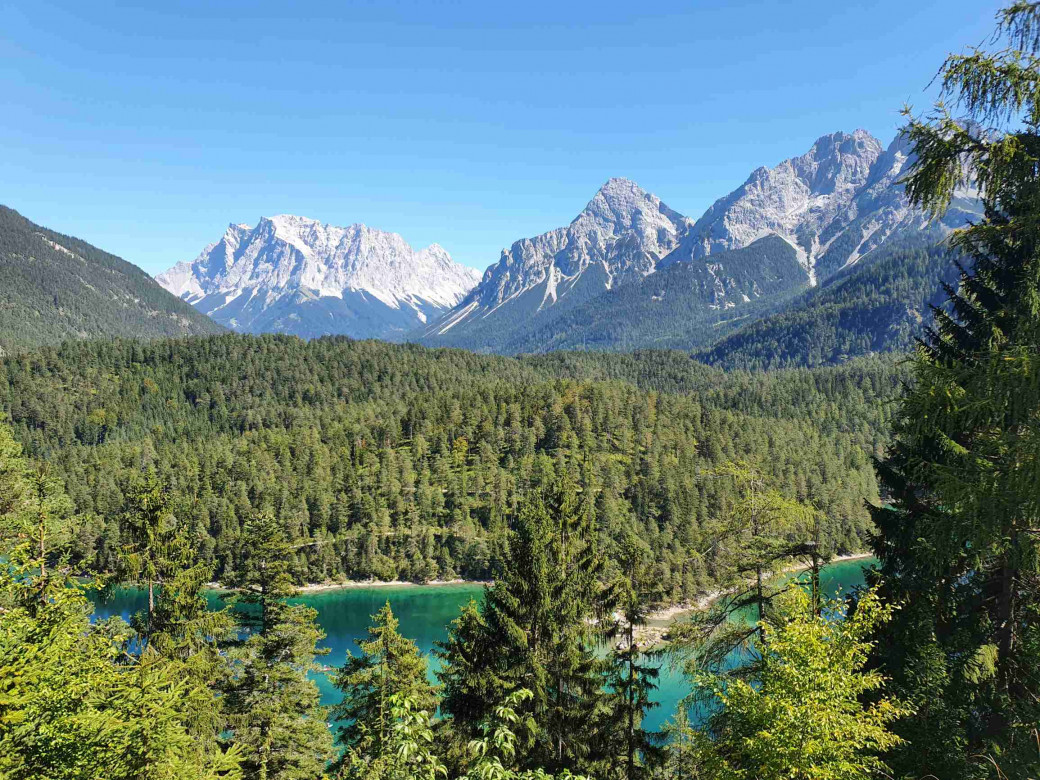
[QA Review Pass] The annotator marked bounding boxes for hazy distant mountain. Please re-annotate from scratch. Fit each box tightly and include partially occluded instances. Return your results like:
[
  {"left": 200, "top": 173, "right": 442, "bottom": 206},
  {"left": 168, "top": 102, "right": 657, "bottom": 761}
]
[
  {"left": 0, "top": 205, "right": 224, "bottom": 353},
  {"left": 158, "top": 215, "right": 481, "bottom": 340},
  {"left": 419, "top": 130, "right": 978, "bottom": 356}
]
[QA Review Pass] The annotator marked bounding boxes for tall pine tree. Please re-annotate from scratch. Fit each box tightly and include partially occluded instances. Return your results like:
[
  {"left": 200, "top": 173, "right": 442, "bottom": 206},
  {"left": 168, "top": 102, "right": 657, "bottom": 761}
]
[
  {"left": 221, "top": 513, "right": 335, "bottom": 780},
  {"left": 873, "top": 3, "right": 1040, "bottom": 776},
  {"left": 332, "top": 601, "right": 437, "bottom": 772}
]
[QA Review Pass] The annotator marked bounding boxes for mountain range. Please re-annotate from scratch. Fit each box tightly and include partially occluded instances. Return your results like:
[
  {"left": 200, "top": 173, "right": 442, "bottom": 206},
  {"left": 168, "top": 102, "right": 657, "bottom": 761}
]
[
  {"left": 416, "top": 130, "right": 977, "bottom": 354},
  {"left": 156, "top": 215, "right": 481, "bottom": 340},
  {"left": 0, "top": 127, "right": 980, "bottom": 367}
]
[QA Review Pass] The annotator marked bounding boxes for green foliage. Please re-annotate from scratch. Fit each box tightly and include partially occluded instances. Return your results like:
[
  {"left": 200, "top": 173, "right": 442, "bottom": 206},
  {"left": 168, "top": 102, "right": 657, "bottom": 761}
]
[
  {"left": 670, "top": 462, "right": 820, "bottom": 683},
  {"left": 220, "top": 514, "right": 336, "bottom": 780},
  {"left": 439, "top": 484, "right": 613, "bottom": 775},
  {"left": 873, "top": 3, "right": 1040, "bottom": 777},
  {"left": 336, "top": 693, "right": 446, "bottom": 780},
  {"left": 333, "top": 602, "right": 438, "bottom": 761},
  {"left": 601, "top": 534, "right": 665, "bottom": 779},
  {"left": 702, "top": 236, "right": 964, "bottom": 369},
  {"left": 0, "top": 335, "right": 894, "bottom": 596},
  {"left": 690, "top": 586, "right": 908, "bottom": 780},
  {"left": 0, "top": 205, "right": 223, "bottom": 354},
  {"left": 0, "top": 419, "right": 242, "bottom": 780}
]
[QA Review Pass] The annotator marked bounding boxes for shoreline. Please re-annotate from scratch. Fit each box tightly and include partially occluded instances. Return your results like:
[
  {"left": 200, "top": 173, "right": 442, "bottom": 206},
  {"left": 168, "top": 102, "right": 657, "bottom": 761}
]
[
  {"left": 202, "top": 552, "right": 873, "bottom": 605},
  {"left": 644, "top": 552, "right": 874, "bottom": 625},
  {"left": 632, "top": 552, "right": 875, "bottom": 647},
  {"left": 296, "top": 577, "right": 490, "bottom": 593},
  {"left": 203, "top": 577, "right": 490, "bottom": 594}
]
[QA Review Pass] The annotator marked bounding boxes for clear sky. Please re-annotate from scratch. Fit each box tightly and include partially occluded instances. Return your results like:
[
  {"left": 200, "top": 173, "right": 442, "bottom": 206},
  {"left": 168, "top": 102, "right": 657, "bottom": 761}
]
[{"left": 1, "top": 0, "right": 1004, "bottom": 274}]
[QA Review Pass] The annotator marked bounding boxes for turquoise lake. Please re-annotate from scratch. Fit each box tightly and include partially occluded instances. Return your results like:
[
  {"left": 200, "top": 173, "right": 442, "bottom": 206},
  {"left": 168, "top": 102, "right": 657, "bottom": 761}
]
[{"left": 91, "top": 557, "right": 874, "bottom": 733}]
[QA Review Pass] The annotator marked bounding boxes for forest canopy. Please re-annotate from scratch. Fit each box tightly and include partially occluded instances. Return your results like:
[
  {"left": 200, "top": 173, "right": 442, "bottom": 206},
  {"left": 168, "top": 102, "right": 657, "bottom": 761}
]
[{"left": 0, "top": 334, "right": 899, "bottom": 593}]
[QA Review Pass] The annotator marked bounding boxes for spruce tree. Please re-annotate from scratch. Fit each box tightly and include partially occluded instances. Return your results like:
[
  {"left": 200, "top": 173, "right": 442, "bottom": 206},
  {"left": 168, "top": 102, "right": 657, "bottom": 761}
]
[
  {"left": 438, "top": 476, "right": 612, "bottom": 775},
  {"left": 221, "top": 513, "right": 335, "bottom": 780},
  {"left": 332, "top": 601, "right": 437, "bottom": 764},
  {"left": 117, "top": 471, "right": 185, "bottom": 638},
  {"left": 873, "top": 3, "right": 1040, "bottom": 776},
  {"left": 602, "top": 534, "right": 664, "bottom": 780}
]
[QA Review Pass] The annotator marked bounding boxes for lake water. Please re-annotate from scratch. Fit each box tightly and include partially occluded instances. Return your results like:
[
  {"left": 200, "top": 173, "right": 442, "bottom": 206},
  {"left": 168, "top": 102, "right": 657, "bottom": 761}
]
[{"left": 91, "top": 557, "right": 874, "bottom": 733}]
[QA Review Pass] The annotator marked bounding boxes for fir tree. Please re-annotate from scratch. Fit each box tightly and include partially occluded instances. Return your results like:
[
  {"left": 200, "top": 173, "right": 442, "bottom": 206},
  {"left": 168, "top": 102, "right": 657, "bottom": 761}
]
[
  {"left": 221, "top": 513, "right": 335, "bottom": 780},
  {"left": 873, "top": 2, "right": 1040, "bottom": 776},
  {"left": 601, "top": 534, "right": 664, "bottom": 780},
  {"left": 332, "top": 601, "right": 437, "bottom": 766},
  {"left": 439, "top": 480, "right": 611, "bottom": 775}
]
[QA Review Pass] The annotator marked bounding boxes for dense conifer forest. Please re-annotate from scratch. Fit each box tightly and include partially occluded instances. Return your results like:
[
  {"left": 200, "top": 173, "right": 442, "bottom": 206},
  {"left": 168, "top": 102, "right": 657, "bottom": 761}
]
[
  {"left": 2, "top": 4, "right": 1039, "bottom": 778},
  {"left": 0, "top": 206, "right": 225, "bottom": 353},
  {"left": 700, "top": 237, "right": 962, "bottom": 370},
  {"left": 0, "top": 335, "right": 897, "bottom": 593}
]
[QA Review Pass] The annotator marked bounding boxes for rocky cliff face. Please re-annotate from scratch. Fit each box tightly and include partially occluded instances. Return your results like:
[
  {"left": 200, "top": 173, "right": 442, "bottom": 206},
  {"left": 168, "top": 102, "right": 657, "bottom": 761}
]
[
  {"left": 157, "top": 215, "right": 481, "bottom": 340},
  {"left": 427, "top": 177, "right": 692, "bottom": 338},
  {"left": 674, "top": 130, "right": 975, "bottom": 283},
  {"left": 420, "top": 129, "right": 978, "bottom": 353}
]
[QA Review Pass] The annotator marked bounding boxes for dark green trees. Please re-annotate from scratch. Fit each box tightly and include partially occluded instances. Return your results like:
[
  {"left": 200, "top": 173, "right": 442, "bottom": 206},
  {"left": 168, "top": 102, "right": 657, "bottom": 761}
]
[
  {"left": 0, "top": 333, "right": 890, "bottom": 592},
  {"left": 602, "top": 535, "right": 664, "bottom": 780},
  {"left": 872, "top": 3, "right": 1040, "bottom": 776},
  {"left": 221, "top": 514, "right": 335, "bottom": 780},
  {"left": 333, "top": 602, "right": 437, "bottom": 768},
  {"left": 438, "top": 480, "right": 612, "bottom": 775}
]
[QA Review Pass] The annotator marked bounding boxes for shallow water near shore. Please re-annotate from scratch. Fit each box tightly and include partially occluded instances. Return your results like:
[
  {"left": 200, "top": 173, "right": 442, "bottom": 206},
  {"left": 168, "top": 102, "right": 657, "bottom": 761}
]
[{"left": 91, "top": 557, "right": 875, "bottom": 733}]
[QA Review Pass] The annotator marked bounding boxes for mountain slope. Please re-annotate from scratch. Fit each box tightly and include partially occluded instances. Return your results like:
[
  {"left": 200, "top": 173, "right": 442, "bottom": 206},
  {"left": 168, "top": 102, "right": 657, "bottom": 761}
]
[
  {"left": 416, "top": 178, "right": 693, "bottom": 350},
  {"left": 700, "top": 234, "right": 960, "bottom": 370},
  {"left": 0, "top": 205, "right": 224, "bottom": 353},
  {"left": 157, "top": 215, "right": 481, "bottom": 340},
  {"left": 496, "top": 235, "right": 809, "bottom": 353},
  {"left": 420, "top": 129, "right": 978, "bottom": 356},
  {"left": 672, "top": 131, "right": 977, "bottom": 282}
]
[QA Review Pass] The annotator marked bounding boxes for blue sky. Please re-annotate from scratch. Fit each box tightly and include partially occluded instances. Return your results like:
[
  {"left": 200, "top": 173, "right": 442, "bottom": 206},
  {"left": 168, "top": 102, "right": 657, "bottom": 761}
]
[{"left": 1, "top": 0, "right": 1003, "bottom": 274}]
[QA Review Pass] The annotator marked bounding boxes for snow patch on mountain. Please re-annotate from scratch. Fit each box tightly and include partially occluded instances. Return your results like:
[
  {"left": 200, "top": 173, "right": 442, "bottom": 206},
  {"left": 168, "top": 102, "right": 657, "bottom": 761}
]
[
  {"left": 156, "top": 215, "right": 481, "bottom": 340},
  {"left": 439, "top": 177, "right": 692, "bottom": 333}
]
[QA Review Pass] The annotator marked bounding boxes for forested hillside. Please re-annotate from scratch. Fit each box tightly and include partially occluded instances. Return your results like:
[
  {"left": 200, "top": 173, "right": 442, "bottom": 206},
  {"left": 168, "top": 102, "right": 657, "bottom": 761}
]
[
  {"left": 700, "top": 237, "right": 959, "bottom": 369},
  {"left": 1, "top": 334, "right": 901, "bottom": 596},
  {"left": 0, "top": 205, "right": 225, "bottom": 353},
  {"left": 486, "top": 235, "right": 809, "bottom": 353}
]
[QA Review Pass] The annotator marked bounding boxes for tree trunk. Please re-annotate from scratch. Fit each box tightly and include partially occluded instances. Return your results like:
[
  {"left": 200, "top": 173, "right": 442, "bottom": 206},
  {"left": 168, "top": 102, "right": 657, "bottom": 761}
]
[{"left": 627, "top": 620, "right": 635, "bottom": 780}]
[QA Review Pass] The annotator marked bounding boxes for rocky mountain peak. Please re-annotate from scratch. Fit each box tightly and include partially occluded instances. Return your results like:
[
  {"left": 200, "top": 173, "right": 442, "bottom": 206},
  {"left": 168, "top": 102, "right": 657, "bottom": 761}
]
[
  {"left": 682, "top": 130, "right": 895, "bottom": 281},
  {"left": 157, "top": 215, "right": 481, "bottom": 340}
]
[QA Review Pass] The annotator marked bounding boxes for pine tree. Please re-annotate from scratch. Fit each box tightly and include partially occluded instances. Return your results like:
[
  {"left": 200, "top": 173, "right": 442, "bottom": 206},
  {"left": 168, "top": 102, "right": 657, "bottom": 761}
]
[
  {"left": 601, "top": 534, "right": 664, "bottom": 780},
  {"left": 438, "top": 478, "right": 611, "bottom": 775},
  {"left": 221, "top": 513, "right": 335, "bottom": 780},
  {"left": 873, "top": 3, "right": 1040, "bottom": 776},
  {"left": 332, "top": 601, "right": 437, "bottom": 765}
]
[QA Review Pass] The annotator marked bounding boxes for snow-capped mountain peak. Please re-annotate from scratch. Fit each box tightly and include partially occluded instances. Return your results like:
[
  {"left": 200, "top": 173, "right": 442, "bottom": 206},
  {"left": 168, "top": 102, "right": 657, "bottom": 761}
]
[
  {"left": 156, "top": 216, "right": 481, "bottom": 339},
  {"left": 421, "top": 178, "right": 692, "bottom": 340}
]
